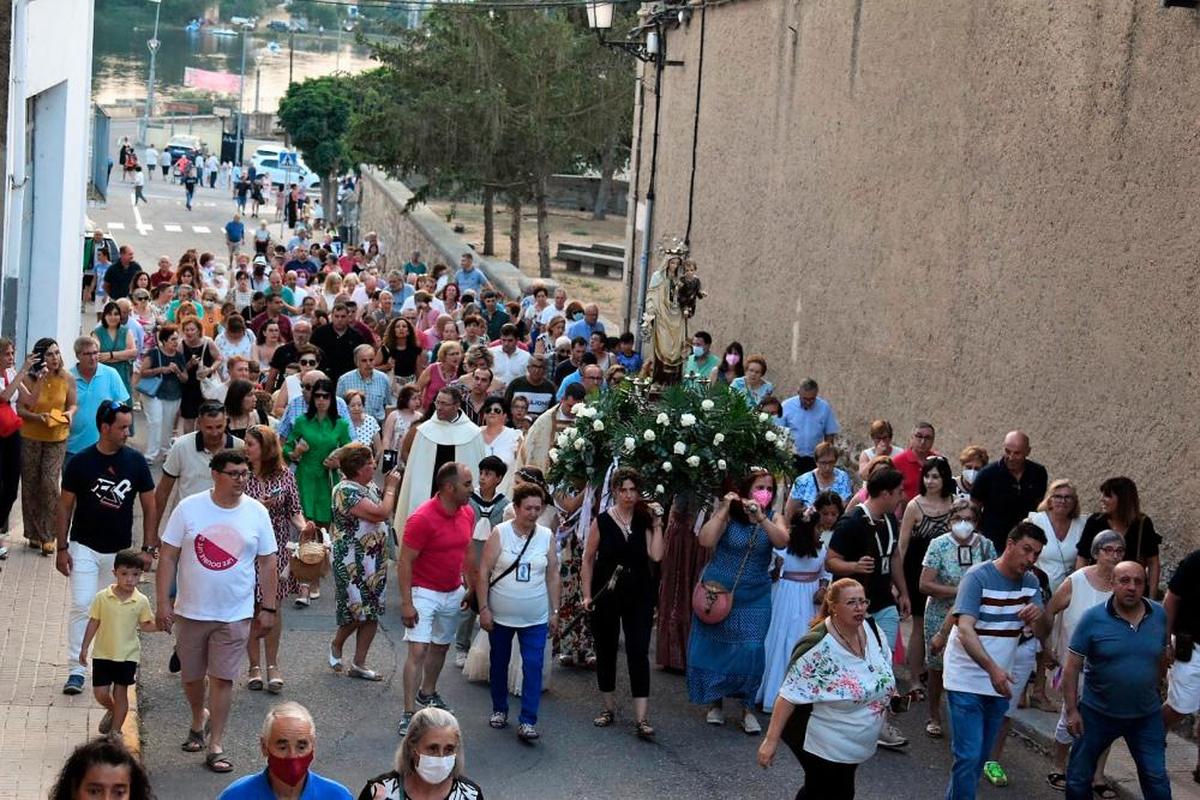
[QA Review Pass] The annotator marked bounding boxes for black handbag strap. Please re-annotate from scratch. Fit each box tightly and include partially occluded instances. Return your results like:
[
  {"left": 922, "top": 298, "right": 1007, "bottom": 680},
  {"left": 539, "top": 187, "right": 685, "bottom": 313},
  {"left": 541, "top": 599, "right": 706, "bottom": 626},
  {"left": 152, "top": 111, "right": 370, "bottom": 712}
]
[{"left": 488, "top": 526, "right": 536, "bottom": 589}]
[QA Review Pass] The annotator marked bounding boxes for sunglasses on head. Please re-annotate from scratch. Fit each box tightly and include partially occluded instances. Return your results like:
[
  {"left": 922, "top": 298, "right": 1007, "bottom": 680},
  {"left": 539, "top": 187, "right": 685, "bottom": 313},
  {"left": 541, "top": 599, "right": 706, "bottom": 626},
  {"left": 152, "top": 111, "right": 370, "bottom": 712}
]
[
  {"left": 198, "top": 401, "right": 226, "bottom": 416},
  {"left": 97, "top": 400, "right": 133, "bottom": 425}
]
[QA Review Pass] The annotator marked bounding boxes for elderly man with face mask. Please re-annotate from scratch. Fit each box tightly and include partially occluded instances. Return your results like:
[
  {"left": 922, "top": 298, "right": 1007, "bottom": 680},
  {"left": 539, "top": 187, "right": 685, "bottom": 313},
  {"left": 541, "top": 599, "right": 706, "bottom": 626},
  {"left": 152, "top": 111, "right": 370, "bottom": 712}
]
[{"left": 217, "top": 702, "right": 352, "bottom": 799}]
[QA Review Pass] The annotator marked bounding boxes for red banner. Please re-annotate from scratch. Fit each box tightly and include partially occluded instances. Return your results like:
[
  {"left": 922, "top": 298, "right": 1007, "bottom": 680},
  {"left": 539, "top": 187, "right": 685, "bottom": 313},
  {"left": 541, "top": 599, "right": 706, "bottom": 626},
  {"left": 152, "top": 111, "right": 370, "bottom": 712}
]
[{"left": 183, "top": 67, "right": 242, "bottom": 95}]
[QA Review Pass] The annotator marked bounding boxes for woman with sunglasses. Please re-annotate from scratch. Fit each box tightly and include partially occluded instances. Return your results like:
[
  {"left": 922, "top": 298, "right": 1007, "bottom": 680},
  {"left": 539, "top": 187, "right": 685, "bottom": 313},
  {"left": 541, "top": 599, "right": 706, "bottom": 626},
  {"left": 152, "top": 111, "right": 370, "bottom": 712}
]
[
  {"left": 918, "top": 499, "right": 996, "bottom": 739},
  {"left": 897, "top": 455, "right": 955, "bottom": 701},
  {"left": 243, "top": 425, "right": 315, "bottom": 692},
  {"left": 17, "top": 338, "right": 77, "bottom": 554},
  {"left": 283, "top": 378, "right": 350, "bottom": 607},
  {"left": 479, "top": 395, "right": 522, "bottom": 496},
  {"left": 757, "top": 578, "right": 897, "bottom": 799}
]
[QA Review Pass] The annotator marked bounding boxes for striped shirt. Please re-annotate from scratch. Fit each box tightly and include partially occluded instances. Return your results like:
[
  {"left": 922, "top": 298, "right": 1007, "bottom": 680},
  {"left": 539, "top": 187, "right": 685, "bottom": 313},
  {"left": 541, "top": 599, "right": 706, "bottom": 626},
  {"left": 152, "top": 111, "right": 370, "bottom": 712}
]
[{"left": 941, "top": 561, "right": 1043, "bottom": 696}]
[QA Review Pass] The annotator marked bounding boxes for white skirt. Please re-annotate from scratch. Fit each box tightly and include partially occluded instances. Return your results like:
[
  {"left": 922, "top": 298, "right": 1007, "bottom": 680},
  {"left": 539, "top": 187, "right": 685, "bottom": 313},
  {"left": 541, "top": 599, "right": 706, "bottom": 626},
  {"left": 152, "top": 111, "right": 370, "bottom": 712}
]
[{"left": 463, "top": 628, "right": 553, "bottom": 695}]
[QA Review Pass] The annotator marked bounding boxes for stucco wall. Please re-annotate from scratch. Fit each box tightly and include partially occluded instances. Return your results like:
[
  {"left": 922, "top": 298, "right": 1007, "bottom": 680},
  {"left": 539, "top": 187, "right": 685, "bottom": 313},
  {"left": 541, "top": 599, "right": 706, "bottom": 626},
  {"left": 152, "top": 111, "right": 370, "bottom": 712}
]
[{"left": 631, "top": 0, "right": 1200, "bottom": 561}]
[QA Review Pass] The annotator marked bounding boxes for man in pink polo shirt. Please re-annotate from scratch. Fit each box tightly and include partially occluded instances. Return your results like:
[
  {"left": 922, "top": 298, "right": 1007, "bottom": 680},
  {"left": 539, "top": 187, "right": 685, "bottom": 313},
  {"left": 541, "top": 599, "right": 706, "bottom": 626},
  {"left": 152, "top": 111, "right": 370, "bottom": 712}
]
[{"left": 396, "top": 461, "right": 477, "bottom": 736}]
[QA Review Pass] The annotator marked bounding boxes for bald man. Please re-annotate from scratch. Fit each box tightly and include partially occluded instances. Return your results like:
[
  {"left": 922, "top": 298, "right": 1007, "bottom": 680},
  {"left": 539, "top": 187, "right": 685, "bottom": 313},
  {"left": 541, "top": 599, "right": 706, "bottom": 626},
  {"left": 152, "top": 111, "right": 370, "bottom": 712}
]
[{"left": 970, "top": 430, "right": 1048, "bottom": 553}]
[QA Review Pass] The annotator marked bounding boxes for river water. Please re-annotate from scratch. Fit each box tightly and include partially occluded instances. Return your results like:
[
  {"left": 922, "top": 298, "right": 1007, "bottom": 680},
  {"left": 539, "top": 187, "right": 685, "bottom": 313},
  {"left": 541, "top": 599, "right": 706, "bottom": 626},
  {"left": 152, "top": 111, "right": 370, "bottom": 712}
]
[{"left": 91, "top": 14, "right": 376, "bottom": 114}]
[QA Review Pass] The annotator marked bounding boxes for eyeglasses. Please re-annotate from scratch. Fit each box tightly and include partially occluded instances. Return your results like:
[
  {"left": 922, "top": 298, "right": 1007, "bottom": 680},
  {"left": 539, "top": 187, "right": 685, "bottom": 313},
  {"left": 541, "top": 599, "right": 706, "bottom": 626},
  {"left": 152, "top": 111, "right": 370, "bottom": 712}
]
[
  {"left": 841, "top": 598, "right": 870, "bottom": 608},
  {"left": 79, "top": 350, "right": 100, "bottom": 357},
  {"left": 484, "top": 407, "right": 504, "bottom": 415},
  {"left": 311, "top": 392, "right": 331, "bottom": 399},
  {"left": 913, "top": 433, "right": 934, "bottom": 441},
  {"left": 816, "top": 460, "right": 837, "bottom": 467},
  {"left": 219, "top": 470, "right": 251, "bottom": 481},
  {"left": 1098, "top": 546, "right": 1126, "bottom": 555},
  {"left": 1051, "top": 495, "right": 1075, "bottom": 501},
  {"left": 299, "top": 359, "right": 318, "bottom": 366}
]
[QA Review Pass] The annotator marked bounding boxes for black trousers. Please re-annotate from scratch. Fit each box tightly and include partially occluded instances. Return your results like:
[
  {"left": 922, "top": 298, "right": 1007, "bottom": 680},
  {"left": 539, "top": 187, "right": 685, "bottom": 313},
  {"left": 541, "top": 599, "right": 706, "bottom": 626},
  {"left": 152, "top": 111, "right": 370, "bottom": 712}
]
[
  {"left": 796, "top": 749, "right": 858, "bottom": 800},
  {"left": 0, "top": 432, "right": 21, "bottom": 531},
  {"left": 793, "top": 454, "right": 817, "bottom": 475},
  {"left": 591, "top": 595, "right": 653, "bottom": 698}
]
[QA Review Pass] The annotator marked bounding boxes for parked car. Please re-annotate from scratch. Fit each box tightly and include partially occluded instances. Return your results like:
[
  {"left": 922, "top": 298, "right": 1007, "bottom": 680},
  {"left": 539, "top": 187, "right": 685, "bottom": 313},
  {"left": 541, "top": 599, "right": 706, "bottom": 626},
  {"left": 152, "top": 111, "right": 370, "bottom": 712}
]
[
  {"left": 230, "top": 16, "right": 257, "bottom": 29},
  {"left": 252, "top": 151, "right": 321, "bottom": 190},
  {"left": 164, "top": 135, "right": 203, "bottom": 164},
  {"left": 266, "top": 20, "right": 290, "bottom": 33}
]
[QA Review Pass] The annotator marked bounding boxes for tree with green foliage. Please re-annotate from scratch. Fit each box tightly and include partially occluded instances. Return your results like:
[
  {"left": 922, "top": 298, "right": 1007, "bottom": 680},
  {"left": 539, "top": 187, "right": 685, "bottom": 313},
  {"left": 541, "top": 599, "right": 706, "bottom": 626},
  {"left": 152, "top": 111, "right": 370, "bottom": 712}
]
[{"left": 276, "top": 75, "right": 359, "bottom": 222}]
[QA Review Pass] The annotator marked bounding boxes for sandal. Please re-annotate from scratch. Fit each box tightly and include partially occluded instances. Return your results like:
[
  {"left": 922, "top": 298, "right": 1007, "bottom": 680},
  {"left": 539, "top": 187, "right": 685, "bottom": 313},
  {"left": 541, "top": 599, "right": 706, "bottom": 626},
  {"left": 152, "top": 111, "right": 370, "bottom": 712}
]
[
  {"left": 247, "top": 666, "right": 263, "bottom": 691},
  {"left": 266, "top": 666, "right": 284, "bottom": 693},
  {"left": 1092, "top": 784, "right": 1118, "bottom": 800},
  {"left": 489, "top": 712, "right": 508, "bottom": 729},
  {"left": 634, "top": 719, "right": 655, "bottom": 739},
  {"left": 593, "top": 709, "right": 615, "bottom": 727},
  {"left": 925, "top": 719, "right": 943, "bottom": 738},
  {"left": 1046, "top": 772, "right": 1067, "bottom": 791},
  {"left": 907, "top": 687, "right": 927, "bottom": 703},
  {"left": 348, "top": 664, "right": 383, "bottom": 681},
  {"left": 205, "top": 751, "right": 234, "bottom": 773},
  {"left": 180, "top": 714, "right": 210, "bottom": 753}
]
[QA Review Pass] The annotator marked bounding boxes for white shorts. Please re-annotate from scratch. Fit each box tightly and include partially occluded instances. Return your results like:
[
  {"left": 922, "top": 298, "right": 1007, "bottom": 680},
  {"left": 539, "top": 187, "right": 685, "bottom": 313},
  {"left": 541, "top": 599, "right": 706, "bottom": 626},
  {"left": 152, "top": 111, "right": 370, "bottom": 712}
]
[
  {"left": 1006, "top": 637, "right": 1040, "bottom": 717},
  {"left": 405, "top": 586, "right": 466, "bottom": 645},
  {"left": 1167, "top": 647, "right": 1200, "bottom": 715}
]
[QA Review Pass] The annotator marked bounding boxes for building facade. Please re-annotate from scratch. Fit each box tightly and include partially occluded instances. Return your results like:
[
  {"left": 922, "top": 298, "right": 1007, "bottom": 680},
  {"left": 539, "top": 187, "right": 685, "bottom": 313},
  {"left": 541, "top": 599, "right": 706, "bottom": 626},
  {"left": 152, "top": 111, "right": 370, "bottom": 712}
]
[
  {"left": 624, "top": 0, "right": 1200, "bottom": 557},
  {"left": 1, "top": 0, "right": 96, "bottom": 356}
]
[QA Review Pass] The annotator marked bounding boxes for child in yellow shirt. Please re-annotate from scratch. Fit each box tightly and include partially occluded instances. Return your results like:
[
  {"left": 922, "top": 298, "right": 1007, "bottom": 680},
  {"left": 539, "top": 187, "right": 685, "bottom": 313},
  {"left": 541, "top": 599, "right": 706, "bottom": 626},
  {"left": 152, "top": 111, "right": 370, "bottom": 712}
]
[{"left": 79, "top": 549, "right": 157, "bottom": 736}]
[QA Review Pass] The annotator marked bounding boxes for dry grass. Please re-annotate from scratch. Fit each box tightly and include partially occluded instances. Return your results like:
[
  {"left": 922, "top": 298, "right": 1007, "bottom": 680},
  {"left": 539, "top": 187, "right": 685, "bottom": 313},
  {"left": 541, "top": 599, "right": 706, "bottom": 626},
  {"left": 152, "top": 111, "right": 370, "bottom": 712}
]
[{"left": 427, "top": 200, "right": 628, "bottom": 321}]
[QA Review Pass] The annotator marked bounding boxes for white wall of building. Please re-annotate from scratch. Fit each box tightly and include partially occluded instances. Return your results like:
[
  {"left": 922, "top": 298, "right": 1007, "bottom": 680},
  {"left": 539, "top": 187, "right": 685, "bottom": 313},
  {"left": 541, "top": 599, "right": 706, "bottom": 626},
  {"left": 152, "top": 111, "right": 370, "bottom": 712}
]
[{"left": 1, "top": 0, "right": 96, "bottom": 355}]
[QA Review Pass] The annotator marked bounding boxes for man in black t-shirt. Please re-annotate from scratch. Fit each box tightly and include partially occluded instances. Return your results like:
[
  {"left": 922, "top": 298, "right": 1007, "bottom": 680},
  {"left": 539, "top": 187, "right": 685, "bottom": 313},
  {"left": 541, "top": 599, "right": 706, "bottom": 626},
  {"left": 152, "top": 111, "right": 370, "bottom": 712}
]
[
  {"left": 55, "top": 400, "right": 156, "bottom": 696},
  {"left": 504, "top": 355, "right": 557, "bottom": 421},
  {"left": 827, "top": 466, "right": 909, "bottom": 750},
  {"left": 102, "top": 246, "right": 143, "bottom": 301},
  {"left": 970, "top": 430, "right": 1048, "bottom": 553},
  {"left": 310, "top": 303, "right": 366, "bottom": 382},
  {"left": 1163, "top": 549, "right": 1200, "bottom": 775}
]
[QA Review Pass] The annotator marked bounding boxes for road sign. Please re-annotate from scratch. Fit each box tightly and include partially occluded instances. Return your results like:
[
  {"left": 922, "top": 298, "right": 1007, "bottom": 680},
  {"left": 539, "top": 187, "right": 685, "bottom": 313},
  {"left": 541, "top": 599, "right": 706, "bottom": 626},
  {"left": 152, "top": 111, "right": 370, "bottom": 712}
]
[
  {"left": 148, "top": 38, "right": 160, "bottom": 53},
  {"left": 278, "top": 151, "right": 298, "bottom": 167}
]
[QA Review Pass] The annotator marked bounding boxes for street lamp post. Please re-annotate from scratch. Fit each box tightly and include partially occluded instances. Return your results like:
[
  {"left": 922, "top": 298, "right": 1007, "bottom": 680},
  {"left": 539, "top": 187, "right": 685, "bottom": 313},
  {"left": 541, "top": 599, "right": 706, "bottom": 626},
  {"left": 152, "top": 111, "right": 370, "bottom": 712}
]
[
  {"left": 235, "top": 23, "right": 250, "bottom": 168},
  {"left": 138, "top": 0, "right": 163, "bottom": 147}
]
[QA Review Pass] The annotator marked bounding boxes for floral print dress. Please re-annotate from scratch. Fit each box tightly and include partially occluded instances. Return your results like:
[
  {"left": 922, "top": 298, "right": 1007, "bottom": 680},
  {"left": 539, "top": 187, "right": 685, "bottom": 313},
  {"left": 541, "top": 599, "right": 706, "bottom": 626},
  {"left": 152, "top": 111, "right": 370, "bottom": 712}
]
[
  {"left": 920, "top": 532, "right": 996, "bottom": 669},
  {"left": 245, "top": 469, "right": 303, "bottom": 603},
  {"left": 331, "top": 479, "right": 388, "bottom": 625}
]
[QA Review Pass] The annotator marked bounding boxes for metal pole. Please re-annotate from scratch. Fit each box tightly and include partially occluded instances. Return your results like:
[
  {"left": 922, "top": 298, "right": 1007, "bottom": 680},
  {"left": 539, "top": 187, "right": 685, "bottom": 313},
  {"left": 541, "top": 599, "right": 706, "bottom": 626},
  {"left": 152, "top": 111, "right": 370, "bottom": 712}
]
[
  {"left": 254, "top": 65, "right": 261, "bottom": 113},
  {"left": 336, "top": 18, "right": 342, "bottom": 72},
  {"left": 288, "top": 29, "right": 295, "bottom": 85},
  {"left": 139, "top": 0, "right": 162, "bottom": 147},
  {"left": 235, "top": 24, "right": 248, "bottom": 168}
]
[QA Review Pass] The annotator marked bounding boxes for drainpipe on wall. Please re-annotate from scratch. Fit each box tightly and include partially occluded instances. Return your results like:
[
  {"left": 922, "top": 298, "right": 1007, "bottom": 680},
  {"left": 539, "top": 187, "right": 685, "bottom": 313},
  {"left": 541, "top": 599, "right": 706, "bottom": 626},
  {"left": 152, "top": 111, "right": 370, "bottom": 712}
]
[
  {"left": 1, "top": 0, "right": 28, "bottom": 344},
  {"left": 620, "top": 70, "right": 646, "bottom": 334},
  {"left": 633, "top": 25, "right": 665, "bottom": 352}
]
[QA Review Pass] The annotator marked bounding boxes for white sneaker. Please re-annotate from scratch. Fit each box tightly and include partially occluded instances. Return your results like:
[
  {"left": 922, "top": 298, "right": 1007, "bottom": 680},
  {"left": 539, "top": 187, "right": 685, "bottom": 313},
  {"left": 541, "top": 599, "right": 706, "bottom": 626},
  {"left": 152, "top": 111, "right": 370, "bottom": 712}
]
[
  {"left": 741, "top": 711, "right": 762, "bottom": 735},
  {"left": 454, "top": 650, "right": 468, "bottom": 669},
  {"left": 706, "top": 707, "right": 724, "bottom": 725},
  {"left": 878, "top": 722, "right": 909, "bottom": 749}
]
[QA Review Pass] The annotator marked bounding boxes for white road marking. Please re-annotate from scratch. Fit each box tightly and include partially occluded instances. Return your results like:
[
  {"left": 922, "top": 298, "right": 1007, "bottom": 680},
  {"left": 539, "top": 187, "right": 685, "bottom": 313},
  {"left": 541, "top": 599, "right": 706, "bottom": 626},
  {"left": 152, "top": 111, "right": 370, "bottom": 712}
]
[
  {"left": 163, "top": 224, "right": 182, "bottom": 232},
  {"left": 137, "top": 224, "right": 154, "bottom": 233},
  {"left": 192, "top": 226, "right": 211, "bottom": 234},
  {"left": 131, "top": 196, "right": 147, "bottom": 237},
  {"left": 106, "top": 222, "right": 126, "bottom": 230}
]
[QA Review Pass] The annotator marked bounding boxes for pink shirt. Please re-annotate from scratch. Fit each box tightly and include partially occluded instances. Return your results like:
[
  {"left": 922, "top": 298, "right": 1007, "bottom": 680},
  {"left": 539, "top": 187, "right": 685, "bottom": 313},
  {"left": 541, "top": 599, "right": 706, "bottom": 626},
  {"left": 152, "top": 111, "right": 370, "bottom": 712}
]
[{"left": 403, "top": 497, "right": 475, "bottom": 592}]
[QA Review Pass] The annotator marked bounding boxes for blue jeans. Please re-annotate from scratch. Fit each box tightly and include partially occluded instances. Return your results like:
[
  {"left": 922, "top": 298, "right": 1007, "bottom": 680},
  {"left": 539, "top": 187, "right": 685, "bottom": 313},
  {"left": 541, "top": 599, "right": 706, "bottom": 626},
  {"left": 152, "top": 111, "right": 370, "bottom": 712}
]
[
  {"left": 871, "top": 605, "right": 899, "bottom": 651},
  {"left": 488, "top": 622, "right": 548, "bottom": 726},
  {"left": 945, "top": 690, "right": 1009, "bottom": 800},
  {"left": 1065, "top": 705, "right": 1170, "bottom": 800}
]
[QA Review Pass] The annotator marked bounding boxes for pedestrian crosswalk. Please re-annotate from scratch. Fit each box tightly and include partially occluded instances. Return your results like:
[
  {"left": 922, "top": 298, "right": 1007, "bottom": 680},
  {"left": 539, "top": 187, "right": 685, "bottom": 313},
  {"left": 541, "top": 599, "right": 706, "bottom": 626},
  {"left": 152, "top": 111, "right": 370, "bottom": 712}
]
[{"left": 107, "top": 222, "right": 215, "bottom": 235}]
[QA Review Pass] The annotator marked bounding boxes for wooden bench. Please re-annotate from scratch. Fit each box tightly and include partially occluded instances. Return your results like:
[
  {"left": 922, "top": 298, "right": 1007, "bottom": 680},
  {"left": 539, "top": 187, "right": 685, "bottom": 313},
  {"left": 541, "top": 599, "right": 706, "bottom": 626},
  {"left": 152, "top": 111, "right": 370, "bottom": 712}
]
[
  {"left": 592, "top": 242, "right": 625, "bottom": 256},
  {"left": 556, "top": 248, "right": 624, "bottom": 279}
]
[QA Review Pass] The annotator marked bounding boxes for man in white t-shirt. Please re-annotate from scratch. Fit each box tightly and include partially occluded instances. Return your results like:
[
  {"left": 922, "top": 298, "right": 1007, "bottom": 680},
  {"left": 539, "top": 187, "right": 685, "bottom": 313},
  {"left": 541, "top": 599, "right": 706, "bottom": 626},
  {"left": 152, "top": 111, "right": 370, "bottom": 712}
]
[{"left": 156, "top": 449, "right": 277, "bottom": 774}]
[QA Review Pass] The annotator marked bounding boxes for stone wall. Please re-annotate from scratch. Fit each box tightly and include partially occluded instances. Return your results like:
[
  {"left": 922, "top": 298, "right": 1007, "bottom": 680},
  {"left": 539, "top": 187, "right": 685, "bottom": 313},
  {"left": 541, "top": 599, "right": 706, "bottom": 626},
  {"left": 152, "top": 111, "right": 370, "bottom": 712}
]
[
  {"left": 357, "top": 167, "right": 544, "bottom": 299},
  {"left": 629, "top": 0, "right": 1200, "bottom": 561},
  {"left": 546, "top": 174, "right": 628, "bottom": 217}
]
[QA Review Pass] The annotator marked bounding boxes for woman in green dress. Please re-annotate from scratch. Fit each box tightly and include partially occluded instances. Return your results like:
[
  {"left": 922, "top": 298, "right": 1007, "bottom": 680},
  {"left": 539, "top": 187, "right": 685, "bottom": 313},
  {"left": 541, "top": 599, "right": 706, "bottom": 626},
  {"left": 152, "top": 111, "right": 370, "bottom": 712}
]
[
  {"left": 284, "top": 377, "right": 350, "bottom": 604},
  {"left": 93, "top": 301, "right": 137, "bottom": 395}
]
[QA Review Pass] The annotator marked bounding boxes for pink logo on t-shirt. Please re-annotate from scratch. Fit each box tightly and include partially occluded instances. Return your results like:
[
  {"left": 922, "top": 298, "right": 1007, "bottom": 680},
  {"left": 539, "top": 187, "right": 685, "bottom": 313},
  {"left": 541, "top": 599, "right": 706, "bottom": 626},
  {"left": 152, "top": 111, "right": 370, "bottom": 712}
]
[{"left": 193, "top": 524, "right": 242, "bottom": 571}]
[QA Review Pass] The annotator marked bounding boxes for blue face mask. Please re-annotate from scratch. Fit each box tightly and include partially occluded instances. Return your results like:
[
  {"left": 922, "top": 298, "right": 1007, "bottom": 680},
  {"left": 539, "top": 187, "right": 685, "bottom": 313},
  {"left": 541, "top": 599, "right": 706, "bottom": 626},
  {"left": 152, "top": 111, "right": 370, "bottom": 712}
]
[
  {"left": 692, "top": 345, "right": 705, "bottom": 358},
  {"left": 571, "top": 312, "right": 584, "bottom": 322}
]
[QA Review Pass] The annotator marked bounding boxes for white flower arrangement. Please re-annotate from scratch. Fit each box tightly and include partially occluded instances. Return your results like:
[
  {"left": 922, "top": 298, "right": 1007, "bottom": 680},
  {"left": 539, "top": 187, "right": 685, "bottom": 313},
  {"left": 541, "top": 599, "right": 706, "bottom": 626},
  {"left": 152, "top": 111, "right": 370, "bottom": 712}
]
[
  {"left": 623, "top": 436, "right": 636, "bottom": 451},
  {"left": 701, "top": 399, "right": 715, "bottom": 411},
  {"left": 643, "top": 429, "right": 656, "bottom": 442},
  {"left": 717, "top": 458, "right": 727, "bottom": 470},
  {"left": 686, "top": 455, "right": 701, "bottom": 468},
  {"left": 673, "top": 441, "right": 687, "bottom": 455},
  {"left": 656, "top": 412, "right": 670, "bottom": 425},
  {"left": 662, "top": 461, "right": 673, "bottom": 472},
  {"left": 765, "top": 431, "right": 778, "bottom": 443},
  {"left": 592, "top": 420, "right": 605, "bottom": 432},
  {"left": 573, "top": 438, "right": 587, "bottom": 451},
  {"left": 655, "top": 484, "right": 666, "bottom": 495},
  {"left": 713, "top": 432, "right": 725, "bottom": 445},
  {"left": 679, "top": 413, "right": 696, "bottom": 427},
  {"left": 549, "top": 448, "right": 560, "bottom": 462}
]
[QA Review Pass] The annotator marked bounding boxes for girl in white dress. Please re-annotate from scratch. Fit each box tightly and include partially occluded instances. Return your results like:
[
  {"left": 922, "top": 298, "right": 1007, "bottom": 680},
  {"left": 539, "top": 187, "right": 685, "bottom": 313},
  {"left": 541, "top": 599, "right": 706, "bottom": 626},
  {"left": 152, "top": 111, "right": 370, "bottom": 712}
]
[{"left": 758, "top": 502, "right": 831, "bottom": 713}]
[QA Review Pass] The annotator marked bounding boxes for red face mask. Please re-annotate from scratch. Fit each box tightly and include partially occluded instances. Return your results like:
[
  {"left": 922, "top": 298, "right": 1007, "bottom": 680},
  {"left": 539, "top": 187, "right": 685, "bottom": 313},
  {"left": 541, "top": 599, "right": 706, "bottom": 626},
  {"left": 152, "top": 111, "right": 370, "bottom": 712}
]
[{"left": 267, "top": 751, "right": 314, "bottom": 786}]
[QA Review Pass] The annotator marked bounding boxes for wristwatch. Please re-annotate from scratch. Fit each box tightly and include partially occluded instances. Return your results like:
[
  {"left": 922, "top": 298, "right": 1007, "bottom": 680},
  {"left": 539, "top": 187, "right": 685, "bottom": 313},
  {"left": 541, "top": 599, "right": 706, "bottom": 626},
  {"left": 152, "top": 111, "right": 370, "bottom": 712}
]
[{"left": 141, "top": 545, "right": 159, "bottom": 556}]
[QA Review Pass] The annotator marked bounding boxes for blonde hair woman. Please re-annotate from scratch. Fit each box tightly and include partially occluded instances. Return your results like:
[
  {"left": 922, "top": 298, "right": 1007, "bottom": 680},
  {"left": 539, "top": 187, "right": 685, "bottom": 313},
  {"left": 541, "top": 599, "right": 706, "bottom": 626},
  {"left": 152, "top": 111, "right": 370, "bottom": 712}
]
[
  {"left": 414, "top": 340, "right": 463, "bottom": 412},
  {"left": 320, "top": 273, "right": 343, "bottom": 312}
]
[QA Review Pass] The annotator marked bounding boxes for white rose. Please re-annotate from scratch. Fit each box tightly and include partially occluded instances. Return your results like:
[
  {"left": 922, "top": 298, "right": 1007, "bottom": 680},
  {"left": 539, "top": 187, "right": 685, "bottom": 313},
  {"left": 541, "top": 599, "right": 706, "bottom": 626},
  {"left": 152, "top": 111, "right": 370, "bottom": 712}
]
[
  {"left": 680, "top": 413, "right": 696, "bottom": 427},
  {"left": 592, "top": 420, "right": 605, "bottom": 432},
  {"left": 623, "top": 436, "right": 636, "bottom": 451},
  {"left": 686, "top": 455, "right": 701, "bottom": 468},
  {"left": 662, "top": 461, "right": 673, "bottom": 472},
  {"left": 564, "top": 427, "right": 578, "bottom": 438},
  {"left": 578, "top": 405, "right": 596, "bottom": 418},
  {"left": 643, "top": 429, "right": 656, "bottom": 442},
  {"left": 713, "top": 432, "right": 725, "bottom": 445},
  {"left": 701, "top": 399, "right": 715, "bottom": 411},
  {"left": 673, "top": 441, "right": 687, "bottom": 455},
  {"left": 717, "top": 458, "right": 727, "bottom": 470},
  {"left": 574, "top": 438, "right": 587, "bottom": 451},
  {"left": 655, "top": 484, "right": 665, "bottom": 495},
  {"left": 656, "top": 412, "right": 670, "bottom": 425},
  {"left": 556, "top": 433, "right": 570, "bottom": 448},
  {"left": 759, "top": 412, "right": 770, "bottom": 422},
  {"left": 765, "top": 431, "right": 778, "bottom": 443},
  {"left": 549, "top": 448, "right": 560, "bottom": 462}
]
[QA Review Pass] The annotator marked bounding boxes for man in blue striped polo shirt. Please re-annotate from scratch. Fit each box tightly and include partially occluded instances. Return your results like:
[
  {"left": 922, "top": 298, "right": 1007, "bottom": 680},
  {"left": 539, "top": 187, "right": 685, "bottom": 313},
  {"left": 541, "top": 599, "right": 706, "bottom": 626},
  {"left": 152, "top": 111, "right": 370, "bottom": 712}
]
[{"left": 941, "top": 521, "right": 1046, "bottom": 800}]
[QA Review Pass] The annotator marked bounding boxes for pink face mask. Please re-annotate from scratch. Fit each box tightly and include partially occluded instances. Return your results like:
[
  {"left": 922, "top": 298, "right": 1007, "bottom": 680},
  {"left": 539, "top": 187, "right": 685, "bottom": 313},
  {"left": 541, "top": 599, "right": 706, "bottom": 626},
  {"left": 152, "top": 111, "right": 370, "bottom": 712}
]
[
  {"left": 725, "top": 353, "right": 741, "bottom": 366},
  {"left": 751, "top": 488, "right": 773, "bottom": 509}
]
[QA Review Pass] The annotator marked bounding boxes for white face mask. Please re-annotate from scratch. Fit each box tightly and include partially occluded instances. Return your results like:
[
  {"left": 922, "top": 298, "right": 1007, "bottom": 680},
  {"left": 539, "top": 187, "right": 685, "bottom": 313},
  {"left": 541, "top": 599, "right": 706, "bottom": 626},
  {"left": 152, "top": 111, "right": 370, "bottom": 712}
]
[
  {"left": 950, "top": 520, "right": 975, "bottom": 540},
  {"left": 961, "top": 468, "right": 979, "bottom": 484},
  {"left": 416, "top": 753, "right": 455, "bottom": 784}
]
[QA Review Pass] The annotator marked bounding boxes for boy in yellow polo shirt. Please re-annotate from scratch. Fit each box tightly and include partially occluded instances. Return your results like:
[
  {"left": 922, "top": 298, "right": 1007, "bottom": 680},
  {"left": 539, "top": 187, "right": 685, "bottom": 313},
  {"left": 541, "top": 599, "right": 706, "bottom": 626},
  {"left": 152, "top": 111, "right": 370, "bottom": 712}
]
[{"left": 79, "top": 549, "right": 157, "bottom": 736}]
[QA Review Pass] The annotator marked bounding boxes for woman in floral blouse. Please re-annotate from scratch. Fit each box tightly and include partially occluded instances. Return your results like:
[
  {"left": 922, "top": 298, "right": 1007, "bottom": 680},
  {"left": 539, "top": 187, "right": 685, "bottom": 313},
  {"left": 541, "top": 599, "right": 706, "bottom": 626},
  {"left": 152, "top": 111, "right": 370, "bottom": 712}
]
[
  {"left": 329, "top": 443, "right": 402, "bottom": 681},
  {"left": 244, "top": 425, "right": 316, "bottom": 693},
  {"left": 757, "top": 578, "right": 896, "bottom": 800}
]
